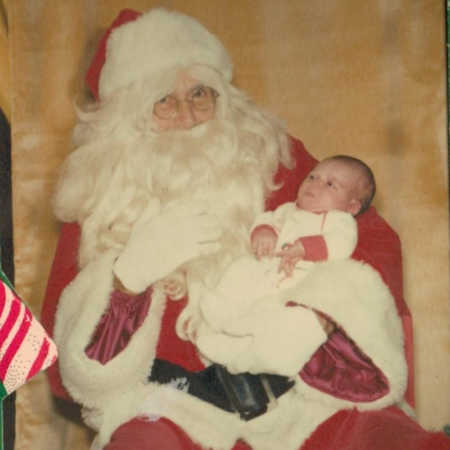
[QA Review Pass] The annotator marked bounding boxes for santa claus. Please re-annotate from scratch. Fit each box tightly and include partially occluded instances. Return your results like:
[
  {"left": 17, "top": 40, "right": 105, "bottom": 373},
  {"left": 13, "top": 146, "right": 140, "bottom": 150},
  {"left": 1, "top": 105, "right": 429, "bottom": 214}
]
[{"left": 41, "top": 7, "right": 450, "bottom": 450}]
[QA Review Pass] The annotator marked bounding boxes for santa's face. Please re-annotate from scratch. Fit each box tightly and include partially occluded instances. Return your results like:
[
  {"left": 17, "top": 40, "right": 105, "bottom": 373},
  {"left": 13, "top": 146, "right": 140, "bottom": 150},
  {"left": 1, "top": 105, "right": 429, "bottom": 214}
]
[
  {"left": 152, "top": 72, "right": 217, "bottom": 131},
  {"left": 296, "top": 159, "right": 362, "bottom": 215}
]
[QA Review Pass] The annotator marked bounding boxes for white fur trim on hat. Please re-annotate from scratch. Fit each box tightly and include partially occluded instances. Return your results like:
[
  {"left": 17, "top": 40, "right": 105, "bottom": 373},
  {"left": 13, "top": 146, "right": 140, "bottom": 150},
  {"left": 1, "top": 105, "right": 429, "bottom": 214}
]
[{"left": 99, "top": 8, "right": 233, "bottom": 99}]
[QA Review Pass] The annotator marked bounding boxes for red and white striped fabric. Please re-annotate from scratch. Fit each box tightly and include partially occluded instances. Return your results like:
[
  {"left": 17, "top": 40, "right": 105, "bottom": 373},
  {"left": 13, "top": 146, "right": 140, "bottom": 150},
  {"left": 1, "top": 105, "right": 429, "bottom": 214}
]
[{"left": 0, "top": 280, "right": 57, "bottom": 396}]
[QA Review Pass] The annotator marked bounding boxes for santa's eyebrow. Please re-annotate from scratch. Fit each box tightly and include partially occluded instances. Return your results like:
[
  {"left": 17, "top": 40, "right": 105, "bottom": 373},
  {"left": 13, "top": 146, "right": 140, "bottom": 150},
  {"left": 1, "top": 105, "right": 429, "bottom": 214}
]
[{"left": 188, "top": 84, "right": 207, "bottom": 93}]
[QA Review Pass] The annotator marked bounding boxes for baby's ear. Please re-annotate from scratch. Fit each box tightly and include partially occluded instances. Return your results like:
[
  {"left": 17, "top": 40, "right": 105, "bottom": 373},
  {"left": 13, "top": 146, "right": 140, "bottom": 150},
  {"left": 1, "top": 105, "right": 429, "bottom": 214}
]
[{"left": 347, "top": 199, "right": 362, "bottom": 216}]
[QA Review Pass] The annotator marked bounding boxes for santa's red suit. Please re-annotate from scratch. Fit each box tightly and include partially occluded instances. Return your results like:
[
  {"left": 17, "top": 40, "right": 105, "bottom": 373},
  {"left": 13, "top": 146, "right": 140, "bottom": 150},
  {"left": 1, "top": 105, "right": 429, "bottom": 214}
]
[{"left": 41, "top": 8, "right": 449, "bottom": 450}]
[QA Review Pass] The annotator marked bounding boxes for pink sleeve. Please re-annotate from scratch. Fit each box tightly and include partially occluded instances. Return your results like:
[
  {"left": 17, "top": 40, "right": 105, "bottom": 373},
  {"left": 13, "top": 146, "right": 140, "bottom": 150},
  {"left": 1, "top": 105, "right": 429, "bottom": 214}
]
[{"left": 296, "top": 235, "right": 328, "bottom": 261}]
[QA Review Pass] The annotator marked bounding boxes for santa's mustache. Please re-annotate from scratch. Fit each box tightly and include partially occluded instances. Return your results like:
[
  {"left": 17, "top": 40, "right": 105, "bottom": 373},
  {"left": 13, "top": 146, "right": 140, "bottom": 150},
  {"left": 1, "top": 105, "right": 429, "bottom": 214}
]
[{"left": 139, "top": 118, "right": 237, "bottom": 202}]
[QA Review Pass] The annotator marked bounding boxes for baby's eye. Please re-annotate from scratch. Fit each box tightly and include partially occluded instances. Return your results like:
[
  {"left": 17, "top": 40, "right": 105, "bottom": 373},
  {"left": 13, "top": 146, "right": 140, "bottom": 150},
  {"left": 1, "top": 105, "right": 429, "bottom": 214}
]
[
  {"left": 308, "top": 174, "right": 315, "bottom": 180},
  {"left": 327, "top": 181, "right": 338, "bottom": 190}
]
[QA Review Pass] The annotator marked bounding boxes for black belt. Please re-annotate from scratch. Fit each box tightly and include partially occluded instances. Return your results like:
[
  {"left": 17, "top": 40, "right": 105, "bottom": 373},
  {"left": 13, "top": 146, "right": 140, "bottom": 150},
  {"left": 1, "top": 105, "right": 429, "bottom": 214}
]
[{"left": 149, "top": 359, "right": 295, "bottom": 421}]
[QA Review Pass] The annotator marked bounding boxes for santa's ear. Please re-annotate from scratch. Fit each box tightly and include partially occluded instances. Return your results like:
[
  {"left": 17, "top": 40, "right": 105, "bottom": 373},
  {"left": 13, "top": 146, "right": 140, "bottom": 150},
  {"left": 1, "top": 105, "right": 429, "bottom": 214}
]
[{"left": 347, "top": 199, "right": 362, "bottom": 216}]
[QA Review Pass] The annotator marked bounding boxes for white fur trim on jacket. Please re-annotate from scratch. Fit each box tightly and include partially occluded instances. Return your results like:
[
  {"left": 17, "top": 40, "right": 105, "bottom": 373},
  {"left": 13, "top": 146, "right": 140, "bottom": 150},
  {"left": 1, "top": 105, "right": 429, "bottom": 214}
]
[
  {"left": 284, "top": 258, "right": 408, "bottom": 411},
  {"left": 54, "top": 250, "right": 169, "bottom": 448},
  {"left": 55, "top": 254, "right": 407, "bottom": 450},
  {"left": 99, "top": 8, "right": 233, "bottom": 100}
]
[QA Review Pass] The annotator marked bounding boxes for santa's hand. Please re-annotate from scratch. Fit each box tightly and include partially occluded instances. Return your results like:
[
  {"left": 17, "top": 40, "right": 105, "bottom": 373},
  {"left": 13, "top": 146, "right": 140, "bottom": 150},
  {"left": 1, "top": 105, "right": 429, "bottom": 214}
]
[{"left": 114, "top": 204, "right": 222, "bottom": 293}]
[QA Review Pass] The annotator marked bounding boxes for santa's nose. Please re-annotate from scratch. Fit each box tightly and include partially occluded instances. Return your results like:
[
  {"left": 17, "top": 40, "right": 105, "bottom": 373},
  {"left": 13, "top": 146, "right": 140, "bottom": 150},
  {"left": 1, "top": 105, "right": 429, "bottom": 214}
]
[{"left": 175, "top": 101, "right": 196, "bottom": 129}]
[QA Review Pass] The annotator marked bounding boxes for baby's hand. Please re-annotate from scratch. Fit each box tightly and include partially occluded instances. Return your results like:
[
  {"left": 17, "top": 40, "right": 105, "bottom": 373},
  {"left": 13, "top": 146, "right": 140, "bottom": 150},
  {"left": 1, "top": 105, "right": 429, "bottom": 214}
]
[
  {"left": 162, "top": 270, "right": 187, "bottom": 300},
  {"left": 276, "top": 241, "right": 305, "bottom": 277},
  {"left": 251, "top": 226, "right": 278, "bottom": 259}
]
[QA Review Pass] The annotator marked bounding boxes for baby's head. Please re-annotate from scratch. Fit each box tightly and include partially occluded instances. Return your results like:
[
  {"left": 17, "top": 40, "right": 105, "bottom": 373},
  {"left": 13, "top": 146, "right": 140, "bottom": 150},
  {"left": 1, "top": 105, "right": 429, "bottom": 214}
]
[{"left": 296, "top": 155, "right": 376, "bottom": 216}]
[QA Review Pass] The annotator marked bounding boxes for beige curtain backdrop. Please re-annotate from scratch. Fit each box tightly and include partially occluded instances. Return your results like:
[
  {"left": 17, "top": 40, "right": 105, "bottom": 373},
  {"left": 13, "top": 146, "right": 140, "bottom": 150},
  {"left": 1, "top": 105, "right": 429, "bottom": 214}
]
[{"left": 1, "top": 0, "right": 448, "bottom": 448}]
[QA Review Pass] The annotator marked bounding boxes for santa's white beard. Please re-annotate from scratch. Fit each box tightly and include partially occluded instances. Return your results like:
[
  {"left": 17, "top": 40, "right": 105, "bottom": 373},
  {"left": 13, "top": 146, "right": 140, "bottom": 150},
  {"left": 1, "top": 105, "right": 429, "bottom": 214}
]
[
  {"left": 64, "top": 117, "right": 271, "bottom": 288},
  {"left": 149, "top": 119, "right": 270, "bottom": 286}
]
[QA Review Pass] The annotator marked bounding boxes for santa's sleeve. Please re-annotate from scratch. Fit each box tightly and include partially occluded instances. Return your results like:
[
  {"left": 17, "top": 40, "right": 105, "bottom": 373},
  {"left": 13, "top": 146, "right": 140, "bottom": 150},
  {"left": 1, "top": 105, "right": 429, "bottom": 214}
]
[
  {"left": 266, "top": 137, "right": 317, "bottom": 211},
  {"left": 41, "top": 222, "right": 81, "bottom": 400},
  {"left": 41, "top": 222, "right": 155, "bottom": 406}
]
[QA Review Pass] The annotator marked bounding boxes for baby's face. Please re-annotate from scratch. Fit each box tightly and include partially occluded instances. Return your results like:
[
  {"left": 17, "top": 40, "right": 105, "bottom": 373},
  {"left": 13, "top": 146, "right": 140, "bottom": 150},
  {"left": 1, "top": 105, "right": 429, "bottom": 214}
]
[{"left": 296, "top": 160, "right": 362, "bottom": 215}]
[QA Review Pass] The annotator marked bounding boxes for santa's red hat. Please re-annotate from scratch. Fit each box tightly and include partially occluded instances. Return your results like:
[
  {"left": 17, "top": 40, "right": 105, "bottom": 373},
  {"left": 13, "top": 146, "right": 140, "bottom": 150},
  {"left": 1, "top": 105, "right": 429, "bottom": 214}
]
[{"left": 86, "top": 8, "right": 233, "bottom": 101}]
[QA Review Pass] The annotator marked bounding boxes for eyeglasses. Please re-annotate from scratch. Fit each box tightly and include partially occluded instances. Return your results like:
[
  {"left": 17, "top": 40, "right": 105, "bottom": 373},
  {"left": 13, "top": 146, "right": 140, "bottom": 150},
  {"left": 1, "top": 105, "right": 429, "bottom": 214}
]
[{"left": 153, "top": 85, "right": 219, "bottom": 120}]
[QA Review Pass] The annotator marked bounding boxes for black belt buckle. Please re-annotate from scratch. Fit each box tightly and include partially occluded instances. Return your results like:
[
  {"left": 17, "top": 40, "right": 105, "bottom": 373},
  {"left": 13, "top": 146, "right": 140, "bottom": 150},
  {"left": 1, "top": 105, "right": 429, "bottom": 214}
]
[
  {"left": 149, "top": 359, "right": 294, "bottom": 421},
  {"left": 214, "top": 365, "right": 274, "bottom": 421}
]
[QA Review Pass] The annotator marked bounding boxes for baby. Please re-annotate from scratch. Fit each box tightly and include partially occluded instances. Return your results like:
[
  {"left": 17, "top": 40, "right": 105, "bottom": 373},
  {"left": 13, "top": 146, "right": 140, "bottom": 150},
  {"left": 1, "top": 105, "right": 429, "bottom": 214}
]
[{"left": 196, "top": 154, "right": 376, "bottom": 341}]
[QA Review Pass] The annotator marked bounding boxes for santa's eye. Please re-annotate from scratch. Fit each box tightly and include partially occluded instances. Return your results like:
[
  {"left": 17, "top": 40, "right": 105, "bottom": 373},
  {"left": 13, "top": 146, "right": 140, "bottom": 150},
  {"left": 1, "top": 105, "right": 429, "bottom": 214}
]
[
  {"left": 188, "top": 86, "right": 218, "bottom": 110},
  {"left": 191, "top": 86, "right": 207, "bottom": 98},
  {"left": 156, "top": 95, "right": 175, "bottom": 106},
  {"left": 153, "top": 95, "right": 178, "bottom": 119}
]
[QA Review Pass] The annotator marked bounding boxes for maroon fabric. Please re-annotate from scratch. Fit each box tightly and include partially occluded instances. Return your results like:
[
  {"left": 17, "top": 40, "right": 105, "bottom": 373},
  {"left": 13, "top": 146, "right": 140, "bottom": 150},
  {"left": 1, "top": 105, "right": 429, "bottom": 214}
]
[
  {"left": 300, "top": 329, "right": 389, "bottom": 401},
  {"left": 85, "top": 288, "right": 151, "bottom": 364}
]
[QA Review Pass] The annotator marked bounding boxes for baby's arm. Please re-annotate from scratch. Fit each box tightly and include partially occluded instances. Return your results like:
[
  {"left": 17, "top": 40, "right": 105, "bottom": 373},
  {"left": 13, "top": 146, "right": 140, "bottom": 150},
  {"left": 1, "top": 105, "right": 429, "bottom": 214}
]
[
  {"left": 277, "top": 211, "right": 358, "bottom": 276},
  {"left": 319, "top": 211, "right": 358, "bottom": 259}
]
